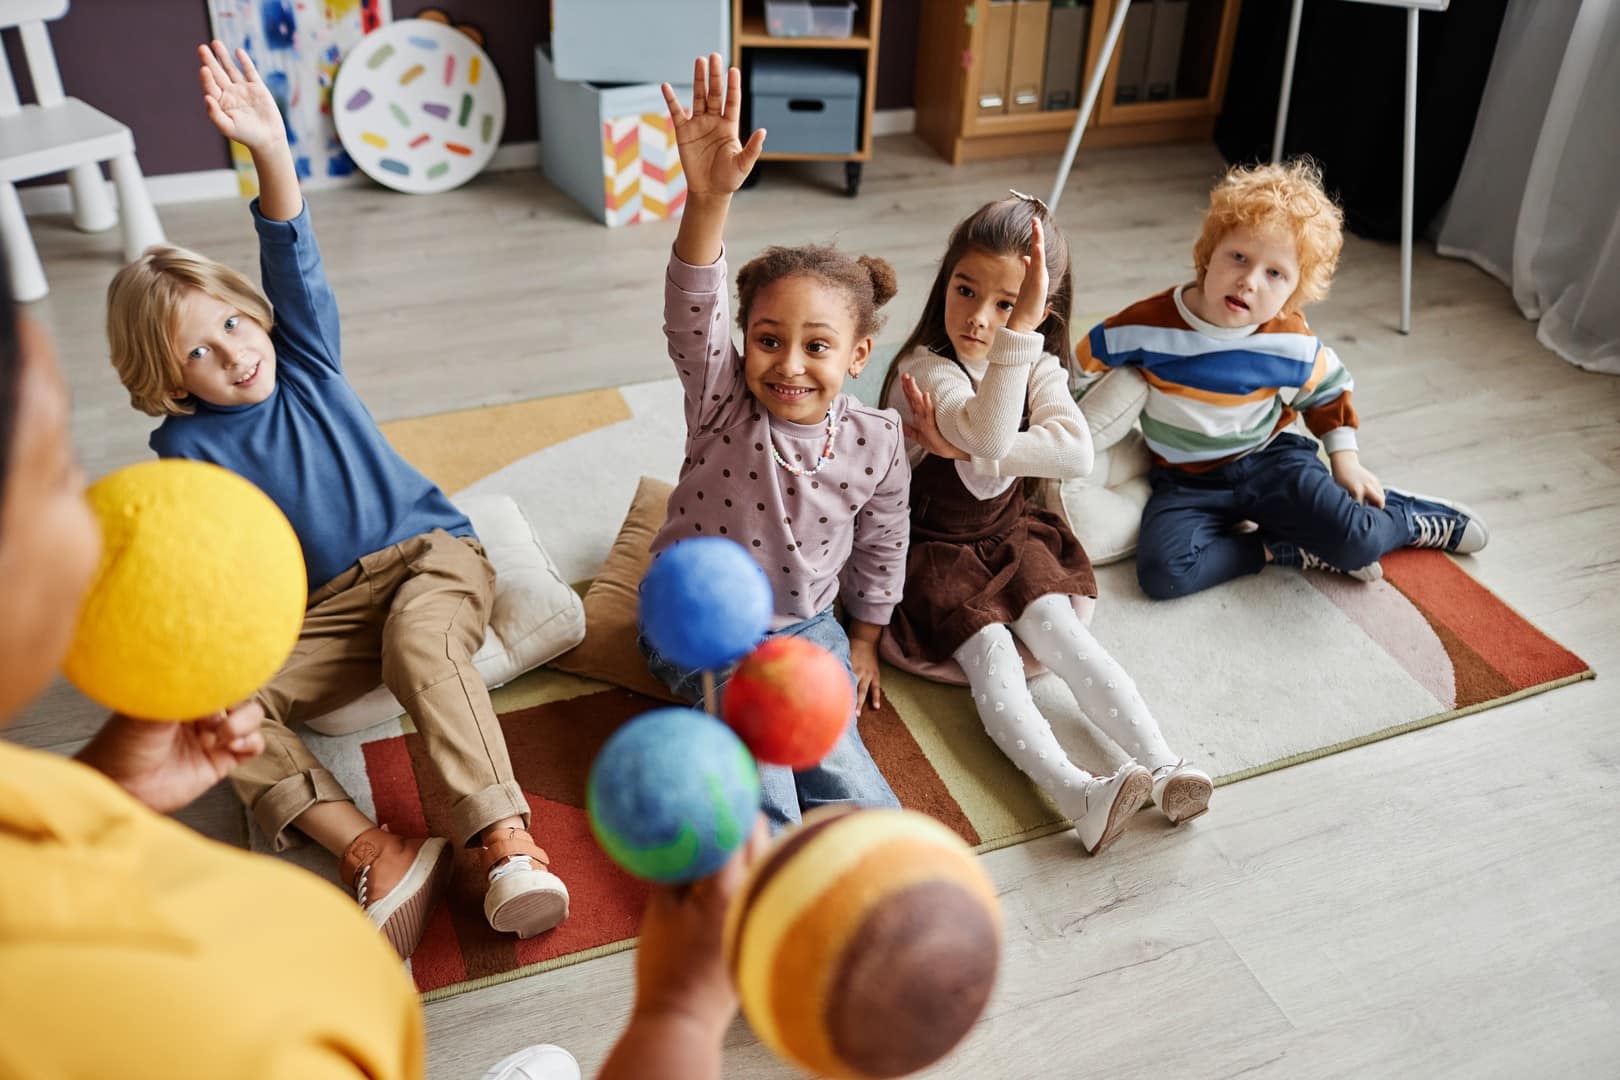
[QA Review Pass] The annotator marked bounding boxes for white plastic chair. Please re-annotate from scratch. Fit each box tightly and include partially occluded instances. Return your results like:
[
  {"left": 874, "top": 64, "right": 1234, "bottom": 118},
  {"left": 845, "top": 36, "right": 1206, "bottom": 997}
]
[{"left": 0, "top": 0, "right": 163, "bottom": 302}]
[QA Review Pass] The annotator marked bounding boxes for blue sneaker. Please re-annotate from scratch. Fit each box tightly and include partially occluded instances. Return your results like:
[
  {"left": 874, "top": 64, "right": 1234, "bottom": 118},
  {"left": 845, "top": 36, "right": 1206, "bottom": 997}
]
[
  {"left": 1267, "top": 540, "right": 1384, "bottom": 582},
  {"left": 1387, "top": 488, "right": 1489, "bottom": 554}
]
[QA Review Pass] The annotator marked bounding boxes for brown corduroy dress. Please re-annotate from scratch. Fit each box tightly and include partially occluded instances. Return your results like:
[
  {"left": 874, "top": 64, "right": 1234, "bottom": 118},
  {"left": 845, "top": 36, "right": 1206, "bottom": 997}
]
[{"left": 889, "top": 395, "right": 1096, "bottom": 665}]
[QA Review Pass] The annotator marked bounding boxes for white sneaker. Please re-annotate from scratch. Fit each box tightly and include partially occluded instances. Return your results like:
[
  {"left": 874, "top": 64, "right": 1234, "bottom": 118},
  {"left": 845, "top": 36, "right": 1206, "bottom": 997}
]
[
  {"left": 1150, "top": 761, "right": 1213, "bottom": 825},
  {"left": 1067, "top": 763, "right": 1152, "bottom": 855},
  {"left": 480, "top": 828, "right": 570, "bottom": 939},
  {"left": 481, "top": 1044, "right": 581, "bottom": 1080}
]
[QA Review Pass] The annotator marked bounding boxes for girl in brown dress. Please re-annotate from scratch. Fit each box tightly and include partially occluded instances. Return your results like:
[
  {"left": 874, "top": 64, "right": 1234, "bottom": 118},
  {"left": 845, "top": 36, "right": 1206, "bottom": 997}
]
[{"left": 882, "top": 195, "right": 1212, "bottom": 855}]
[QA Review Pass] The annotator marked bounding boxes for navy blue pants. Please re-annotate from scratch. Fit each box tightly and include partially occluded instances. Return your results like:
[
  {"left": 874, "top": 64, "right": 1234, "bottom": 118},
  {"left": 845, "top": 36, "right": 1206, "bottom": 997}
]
[{"left": 1136, "top": 433, "right": 1418, "bottom": 599}]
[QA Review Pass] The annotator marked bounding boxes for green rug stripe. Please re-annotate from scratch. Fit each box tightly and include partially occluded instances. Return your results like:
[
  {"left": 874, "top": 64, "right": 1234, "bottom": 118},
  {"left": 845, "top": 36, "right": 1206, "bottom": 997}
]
[{"left": 419, "top": 937, "right": 641, "bottom": 1005}]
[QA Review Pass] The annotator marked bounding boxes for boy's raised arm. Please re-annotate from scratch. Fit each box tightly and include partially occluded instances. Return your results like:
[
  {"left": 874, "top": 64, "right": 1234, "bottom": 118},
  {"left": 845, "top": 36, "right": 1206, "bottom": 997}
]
[{"left": 199, "top": 41, "right": 301, "bottom": 222}]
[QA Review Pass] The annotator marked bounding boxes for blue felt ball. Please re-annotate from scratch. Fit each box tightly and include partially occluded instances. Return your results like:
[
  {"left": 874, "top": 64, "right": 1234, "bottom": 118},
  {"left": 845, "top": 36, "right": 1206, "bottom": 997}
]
[
  {"left": 641, "top": 537, "right": 773, "bottom": 671},
  {"left": 586, "top": 708, "right": 762, "bottom": 883}
]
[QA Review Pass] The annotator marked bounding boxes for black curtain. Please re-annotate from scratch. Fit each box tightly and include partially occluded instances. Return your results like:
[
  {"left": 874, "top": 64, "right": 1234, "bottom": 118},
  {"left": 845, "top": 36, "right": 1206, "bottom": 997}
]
[{"left": 1214, "top": 0, "right": 1509, "bottom": 242}]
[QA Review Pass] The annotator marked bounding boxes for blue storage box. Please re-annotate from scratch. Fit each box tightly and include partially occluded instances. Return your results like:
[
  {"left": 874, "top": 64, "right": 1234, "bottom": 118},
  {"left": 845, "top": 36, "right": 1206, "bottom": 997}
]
[
  {"left": 551, "top": 0, "right": 728, "bottom": 86},
  {"left": 749, "top": 54, "right": 862, "bottom": 155}
]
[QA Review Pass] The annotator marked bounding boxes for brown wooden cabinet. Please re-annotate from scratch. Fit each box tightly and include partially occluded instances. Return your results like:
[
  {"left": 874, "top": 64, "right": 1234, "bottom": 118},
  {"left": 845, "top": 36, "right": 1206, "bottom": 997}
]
[{"left": 915, "top": 0, "right": 1241, "bottom": 164}]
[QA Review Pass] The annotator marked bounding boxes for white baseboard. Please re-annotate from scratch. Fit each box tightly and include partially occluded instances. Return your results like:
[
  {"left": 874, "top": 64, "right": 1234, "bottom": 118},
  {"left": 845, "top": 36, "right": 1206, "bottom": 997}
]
[
  {"left": 18, "top": 140, "right": 543, "bottom": 216},
  {"left": 872, "top": 108, "right": 915, "bottom": 136}
]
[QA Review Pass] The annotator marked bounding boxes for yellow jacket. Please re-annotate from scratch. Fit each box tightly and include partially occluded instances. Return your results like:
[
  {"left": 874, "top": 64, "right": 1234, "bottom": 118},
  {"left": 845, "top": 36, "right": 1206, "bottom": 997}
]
[{"left": 0, "top": 740, "right": 423, "bottom": 1079}]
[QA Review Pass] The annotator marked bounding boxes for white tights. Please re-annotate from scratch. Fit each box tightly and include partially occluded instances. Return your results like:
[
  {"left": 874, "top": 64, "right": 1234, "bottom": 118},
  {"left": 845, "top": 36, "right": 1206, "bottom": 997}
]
[{"left": 953, "top": 593, "right": 1177, "bottom": 816}]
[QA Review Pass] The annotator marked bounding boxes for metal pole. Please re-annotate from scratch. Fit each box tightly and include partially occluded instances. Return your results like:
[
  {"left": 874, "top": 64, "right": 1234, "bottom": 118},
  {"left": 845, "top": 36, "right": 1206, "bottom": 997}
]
[
  {"left": 1400, "top": 5, "right": 1417, "bottom": 334},
  {"left": 1272, "top": 0, "right": 1305, "bottom": 162},
  {"left": 1049, "top": 0, "right": 1133, "bottom": 210}
]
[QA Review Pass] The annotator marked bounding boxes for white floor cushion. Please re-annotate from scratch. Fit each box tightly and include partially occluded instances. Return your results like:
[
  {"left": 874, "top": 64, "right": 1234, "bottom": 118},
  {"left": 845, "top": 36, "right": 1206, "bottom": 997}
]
[{"left": 305, "top": 494, "right": 586, "bottom": 736}]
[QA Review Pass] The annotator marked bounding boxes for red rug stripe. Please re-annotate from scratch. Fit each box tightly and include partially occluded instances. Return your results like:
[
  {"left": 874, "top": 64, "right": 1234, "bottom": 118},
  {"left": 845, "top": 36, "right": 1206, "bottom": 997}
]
[
  {"left": 364, "top": 734, "right": 431, "bottom": 841},
  {"left": 1381, "top": 550, "right": 1589, "bottom": 689}
]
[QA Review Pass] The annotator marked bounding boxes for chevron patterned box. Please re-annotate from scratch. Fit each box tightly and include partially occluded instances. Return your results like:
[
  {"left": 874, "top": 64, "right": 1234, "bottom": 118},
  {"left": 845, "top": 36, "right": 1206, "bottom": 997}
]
[{"left": 536, "top": 46, "right": 687, "bottom": 228}]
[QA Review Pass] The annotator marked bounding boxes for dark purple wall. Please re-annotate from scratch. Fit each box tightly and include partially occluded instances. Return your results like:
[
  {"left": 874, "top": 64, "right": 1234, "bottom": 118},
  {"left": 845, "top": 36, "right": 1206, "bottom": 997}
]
[
  {"left": 16, "top": 0, "right": 916, "bottom": 179},
  {"left": 875, "top": 0, "right": 919, "bottom": 111}
]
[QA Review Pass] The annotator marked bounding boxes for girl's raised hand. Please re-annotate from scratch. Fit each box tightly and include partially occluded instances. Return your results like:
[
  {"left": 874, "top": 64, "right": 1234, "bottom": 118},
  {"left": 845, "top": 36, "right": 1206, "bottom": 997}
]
[
  {"left": 660, "top": 53, "right": 766, "bottom": 197},
  {"left": 1007, "top": 217, "right": 1051, "bottom": 335},
  {"left": 198, "top": 41, "right": 285, "bottom": 153}
]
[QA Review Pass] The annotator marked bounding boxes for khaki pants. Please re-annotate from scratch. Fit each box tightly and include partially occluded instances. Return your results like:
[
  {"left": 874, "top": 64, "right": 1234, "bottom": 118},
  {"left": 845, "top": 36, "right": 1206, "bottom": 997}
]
[{"left": 235, "top": 529, "right": 528, "bottom": 850}]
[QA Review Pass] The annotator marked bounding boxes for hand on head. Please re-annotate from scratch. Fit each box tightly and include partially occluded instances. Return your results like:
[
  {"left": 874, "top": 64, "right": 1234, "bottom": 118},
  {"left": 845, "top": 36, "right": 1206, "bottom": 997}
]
[
  {"left": 661, "top": 53, "right": 766, "bottom": 198},
  {"left": 1007, "top": 217, "right": 1050, "bottom": 335}
]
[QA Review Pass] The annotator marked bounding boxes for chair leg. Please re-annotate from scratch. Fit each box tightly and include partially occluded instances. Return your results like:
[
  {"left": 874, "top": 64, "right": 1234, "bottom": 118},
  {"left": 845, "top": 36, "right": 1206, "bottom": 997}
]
[
  {"left": 67, "top": 161, "right": 119, "bottom": 233},
  {"left": 109, "top": 150, "right": 164, "bottom": 260},
  {"left": 0, "top": 180, "right": 49, "bottom": 302}
]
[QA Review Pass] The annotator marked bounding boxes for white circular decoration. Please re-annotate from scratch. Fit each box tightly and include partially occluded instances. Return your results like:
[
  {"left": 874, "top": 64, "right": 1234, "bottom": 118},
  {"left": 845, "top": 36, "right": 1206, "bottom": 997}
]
[{"left": 333, "top": 19, "right": 505, "bottom": 194}]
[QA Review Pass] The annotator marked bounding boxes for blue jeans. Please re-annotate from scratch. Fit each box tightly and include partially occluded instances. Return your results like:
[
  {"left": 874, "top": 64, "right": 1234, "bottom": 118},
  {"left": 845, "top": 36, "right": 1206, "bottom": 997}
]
[
  {"left": 1136, "top": 433, "right": 1419, "bottom": 599},
  {"left": 640, "top": 607, "right": 899, "bottom": 832}
]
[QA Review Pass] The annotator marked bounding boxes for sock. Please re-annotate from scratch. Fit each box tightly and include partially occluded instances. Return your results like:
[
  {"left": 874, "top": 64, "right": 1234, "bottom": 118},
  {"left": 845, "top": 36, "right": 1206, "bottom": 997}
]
[
  {"left": 954, "top": 624, "right": 1096, "bottom": 818},
  {"left": 1011, "top": 593, "right": 1180, "bottom": 772}
]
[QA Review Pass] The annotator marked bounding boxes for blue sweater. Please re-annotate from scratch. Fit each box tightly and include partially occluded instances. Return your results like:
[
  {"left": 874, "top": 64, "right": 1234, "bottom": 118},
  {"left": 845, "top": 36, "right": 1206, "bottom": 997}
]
[{"left": 150, "top": 201, "right": 472, "bottom": 591}]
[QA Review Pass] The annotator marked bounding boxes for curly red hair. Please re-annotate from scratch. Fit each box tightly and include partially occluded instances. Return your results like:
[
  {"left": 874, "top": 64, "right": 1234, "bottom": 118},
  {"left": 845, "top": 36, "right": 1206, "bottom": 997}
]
[{"left": 1193, "top": 158, "right": 1344, "bottom": 314}]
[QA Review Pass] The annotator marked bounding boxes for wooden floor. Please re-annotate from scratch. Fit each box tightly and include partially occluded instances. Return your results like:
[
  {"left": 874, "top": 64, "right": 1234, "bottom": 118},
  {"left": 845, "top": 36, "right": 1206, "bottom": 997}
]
[{"left": 12, "top": 138, "right": 1620, "bottom": 1079}]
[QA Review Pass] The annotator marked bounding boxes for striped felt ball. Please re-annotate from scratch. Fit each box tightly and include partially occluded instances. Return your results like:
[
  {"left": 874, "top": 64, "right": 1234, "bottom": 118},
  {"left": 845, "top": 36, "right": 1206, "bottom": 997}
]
[{"left": 723, "top": 806, "right": 1001, "bottom": 1079}]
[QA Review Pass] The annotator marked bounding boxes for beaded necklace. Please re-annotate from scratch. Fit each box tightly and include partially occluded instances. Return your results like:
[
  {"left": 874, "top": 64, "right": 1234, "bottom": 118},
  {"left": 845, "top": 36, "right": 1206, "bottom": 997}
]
[{"left": 768, "top": 409, "right": 839, "bottom": 477}]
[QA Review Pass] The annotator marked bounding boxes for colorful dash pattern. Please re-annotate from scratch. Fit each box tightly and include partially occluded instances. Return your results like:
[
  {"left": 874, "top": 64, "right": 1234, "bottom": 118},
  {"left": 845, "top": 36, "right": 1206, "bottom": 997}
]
[{"left": 338, "top": 23, "right": 503, "bottom": 193}]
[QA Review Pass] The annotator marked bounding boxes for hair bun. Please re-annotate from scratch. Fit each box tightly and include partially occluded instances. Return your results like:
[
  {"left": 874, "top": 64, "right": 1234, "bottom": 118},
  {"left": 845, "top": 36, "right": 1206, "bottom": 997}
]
[{"left": 858, "top": 255, "right": 898, "bottom": 308}]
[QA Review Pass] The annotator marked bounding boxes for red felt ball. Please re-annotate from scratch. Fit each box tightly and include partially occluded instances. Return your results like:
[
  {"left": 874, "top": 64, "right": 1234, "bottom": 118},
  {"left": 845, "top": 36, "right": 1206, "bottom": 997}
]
[{"left": 723, "top": 637, "right": 855, "bottom": 768}]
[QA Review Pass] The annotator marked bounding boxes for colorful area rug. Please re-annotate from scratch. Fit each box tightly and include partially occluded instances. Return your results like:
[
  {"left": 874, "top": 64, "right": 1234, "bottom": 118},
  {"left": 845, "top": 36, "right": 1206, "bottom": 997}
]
[{"left": 267, "top": 377, "right": 1590, "bottom": 1002}]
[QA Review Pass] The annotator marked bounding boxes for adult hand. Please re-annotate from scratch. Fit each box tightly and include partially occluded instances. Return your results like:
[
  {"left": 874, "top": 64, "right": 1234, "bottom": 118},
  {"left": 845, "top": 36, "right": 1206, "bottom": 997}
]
[{"left": 77, "top": 701, "right": 267, "bottom": 814}]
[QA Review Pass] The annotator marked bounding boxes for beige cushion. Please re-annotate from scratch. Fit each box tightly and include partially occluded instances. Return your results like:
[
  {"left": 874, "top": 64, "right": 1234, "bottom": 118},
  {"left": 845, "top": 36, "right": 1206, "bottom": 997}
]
[
  {"left": 547, "top": 477, "right": 682, "bottom": 703},
  {"left": 305, "top": 494, "right": 588, "bottom": 735},
  {"left": 1055, "top": 366, "right": 1153, "bottom": 565}
]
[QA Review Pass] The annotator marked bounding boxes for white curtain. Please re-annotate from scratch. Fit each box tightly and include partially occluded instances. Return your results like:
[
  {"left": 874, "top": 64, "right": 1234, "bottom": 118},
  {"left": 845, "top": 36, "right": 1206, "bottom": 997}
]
[{"left": 1436, "top": 0, "right": 1620, "bottom": 375}]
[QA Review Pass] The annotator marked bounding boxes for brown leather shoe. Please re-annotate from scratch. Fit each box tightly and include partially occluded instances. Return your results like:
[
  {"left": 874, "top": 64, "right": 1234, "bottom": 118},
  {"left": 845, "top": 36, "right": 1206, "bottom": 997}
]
[
  {"left": 480, "top": 827, "right": 569, "bottom": 939},
  {"left": 340, "top": 826, "right": 452, "bottom": 959}
]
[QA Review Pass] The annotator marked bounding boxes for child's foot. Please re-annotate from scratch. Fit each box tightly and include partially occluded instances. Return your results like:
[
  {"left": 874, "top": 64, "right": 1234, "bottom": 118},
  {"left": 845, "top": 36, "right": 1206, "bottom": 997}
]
[
  {"left": 1267, "top": 541, "right": 1383, "bottom": 582},
  {"left": 1387, "top": 488, "right": 1489, "bottom": 554},
  {"left": 1150, "top": 761, "right": 1213, "bottom": 825},
  {"left": 481, "top": 827, "right": 570, "bottom": 939},
  {"left": 481, "top": 1044, "right": 581, "bottom": 1080},
  {"left": 340, "top": 827, "right": 452, "bottom": 959},
  {"left": 1065, "top": 763, "right": 1152, "bottom": 855}
]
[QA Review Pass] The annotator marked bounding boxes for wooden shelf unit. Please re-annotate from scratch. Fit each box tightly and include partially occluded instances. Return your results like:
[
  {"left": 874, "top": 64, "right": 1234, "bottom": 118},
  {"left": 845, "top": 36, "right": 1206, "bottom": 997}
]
[
  {"left": 916, "top": 0, "right": 1242, "bottom": 164},
  {"left": 732, "top": 0, "right": 883, "bottom": 191}
]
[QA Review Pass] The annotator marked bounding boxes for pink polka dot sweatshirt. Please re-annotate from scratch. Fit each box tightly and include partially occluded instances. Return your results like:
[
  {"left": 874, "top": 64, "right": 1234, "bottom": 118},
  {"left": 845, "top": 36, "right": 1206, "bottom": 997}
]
[{"left": 650, "top": 249, "right": 912, "bottom": 628}]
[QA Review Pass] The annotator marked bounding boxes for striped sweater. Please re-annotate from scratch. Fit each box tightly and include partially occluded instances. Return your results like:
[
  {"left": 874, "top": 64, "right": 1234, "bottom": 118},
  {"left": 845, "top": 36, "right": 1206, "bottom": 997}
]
[{"left": 1076, "top": 286, "right": 1358, "bottom": 473}]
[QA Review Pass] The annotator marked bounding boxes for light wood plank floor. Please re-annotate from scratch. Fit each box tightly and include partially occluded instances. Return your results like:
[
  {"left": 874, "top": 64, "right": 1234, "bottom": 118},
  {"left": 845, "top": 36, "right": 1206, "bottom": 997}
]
[{"left": 11, "top": 138, "right": 1619, "bottom": 1079}]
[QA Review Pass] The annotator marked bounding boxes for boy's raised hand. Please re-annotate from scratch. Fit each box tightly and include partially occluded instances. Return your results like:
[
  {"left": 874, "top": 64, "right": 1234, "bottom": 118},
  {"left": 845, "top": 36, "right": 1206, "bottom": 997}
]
[
  {"left": 661, "top": 53, "right": 766, "bottom": 197},
  {"left": 198, "top": 41, "right": 285, "bottom": 153},
  {"left": 1007, "top": 217, "right": 1051, "bottom": 335}
]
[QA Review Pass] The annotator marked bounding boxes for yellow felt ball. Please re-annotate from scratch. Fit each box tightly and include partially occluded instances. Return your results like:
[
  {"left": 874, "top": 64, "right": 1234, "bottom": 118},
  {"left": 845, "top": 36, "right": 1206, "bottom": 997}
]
[{"left": 63, "top": 460, "right": 306, "bottom": 721}]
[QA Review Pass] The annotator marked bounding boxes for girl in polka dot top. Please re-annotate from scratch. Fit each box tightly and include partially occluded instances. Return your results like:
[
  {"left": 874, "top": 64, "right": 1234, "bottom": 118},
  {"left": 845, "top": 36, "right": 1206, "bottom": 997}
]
[{"left": 640, "top": 56, "right": 909, "bottom": 830}]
